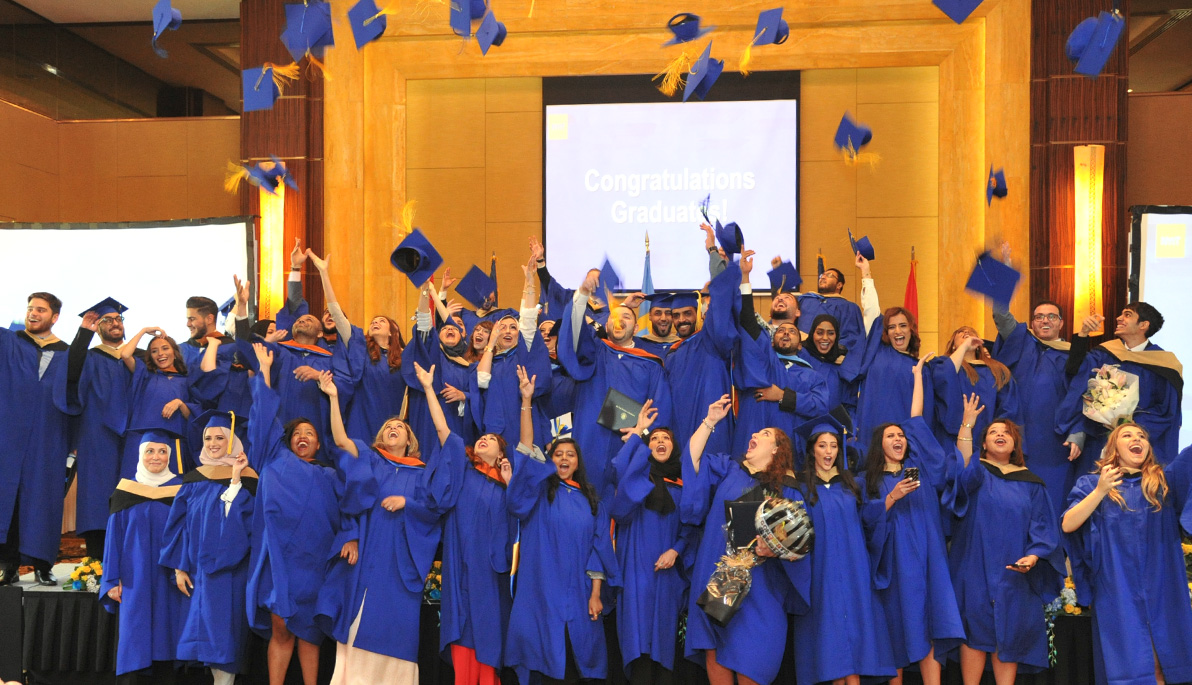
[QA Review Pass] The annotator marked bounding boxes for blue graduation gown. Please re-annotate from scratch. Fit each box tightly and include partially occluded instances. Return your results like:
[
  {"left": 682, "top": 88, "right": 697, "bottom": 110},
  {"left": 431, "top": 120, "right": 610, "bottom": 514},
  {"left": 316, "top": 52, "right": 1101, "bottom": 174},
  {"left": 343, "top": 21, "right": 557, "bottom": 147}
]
[
  {"left": 0, "top": 328, "right": 76, "bottom": 564},
  {"left": 1059, "top": 343, "right": 1183, "bottom": 467},
  {"left": 541, "top": 362, "right": 577, "bottom": 427},
  {"left": 993, "top": 323, "right": 1073, "bottom": 522},
  {"left": 245, "top": 375, "right": 356, "bottom": 644},
  {"left": 793, "top": 476, "right": 897, "bottom": 683},
  {"left": 943, "top": 455, "right": 1064, "bottom": 670},
  {"left": 855, "top": 315, "right": 936, "bottom": 448},
  {"left": 344, "top": 334, "right": 409, "bottom": 445},
  {"left": 99, "top": 477, "right": 188, "bottom": 675},
  {"left": 401, "top": 327, "right": 476, "bottom": 452},
  {"left": 1065, "top": 471, "right": 1192, "bottom": 685},
  {"left": 538, "top": 275, "right": 609, "bottom": 328},
  {"left": 733, "top": 335, "right": 829, "bottom": 457},
  {"left": 436, "top": 435, "right": 514, "bottom": 668},
  {"left": 680, "top": 451, "right": 809, "bottom": 685},
  {"left": 857, "top": 417, "right": 964, "bottom": 669},
  {"left": 610, "top": 436, "right": 695, "bottom": 674},
  {"left": 634, "top": 334, "right": 676, "bottom": 361},
  {"left": 190, "top": 343, "right": 253, "bottom": 425},
  {"left": 469, "top": 334, "right": 553, "bottom": 451},
  {"left": 122, "top": 359, "right": 199, "bottom": 476},
  {"left": 69, "top": 333, "right": 131, "bottom": 535},
  {"left": 316, "top": 439, "right": 446, "bottom": 661},
  {"left": 159, "top": 467, "right": 256, "bottom": 673},
  {"left": 665, "top": 264, "right": 740, "bottom": 455},
  {"left": 504, "top": 447, "right": 619, "bottom": 682},
  {"left": 799, "top": 347, "right": 859, "bottom": 423},
  {"left": 557, "top": 303, "right": 672, "bottom": 500},
  {"left": 930, "top": 359, "right": 1022, "bottom": 454},
  {"left": 796, "top": 292, "right": 866, "bottom": 381}
]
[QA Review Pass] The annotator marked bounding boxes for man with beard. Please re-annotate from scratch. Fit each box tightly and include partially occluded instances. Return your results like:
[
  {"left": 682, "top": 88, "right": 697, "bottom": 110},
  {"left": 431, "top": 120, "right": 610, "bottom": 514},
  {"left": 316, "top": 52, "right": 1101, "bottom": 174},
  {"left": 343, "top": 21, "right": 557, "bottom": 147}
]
[
  {"left": 634, "top": 296, "right": 679, "bottom": 359},
  {"left": 558, "top": 271, "right": 672, "bottom": 500},
  {"left": 66, "top": 298, "right": 133, "bottom": 559},
  {"left": 232, "top": 275, "right": 353, "bottom": 446},
  {"left": 0, "top": 293, "right": 78, "bottom": 585},
  {"left": 1059, "top": 302, "right": 1183, "bottom": 467},
  {"left": 988, "top": 248, "right": 1074, "bottom": 520},
  {"left": 735, "top": 253, "right": 829, "bottom": 456},
  {"left": 276, "top": 241, "right": 342, "bottom": 350},
  {"left": 181, "top": 295, "right": 225, "bottom": 369}
]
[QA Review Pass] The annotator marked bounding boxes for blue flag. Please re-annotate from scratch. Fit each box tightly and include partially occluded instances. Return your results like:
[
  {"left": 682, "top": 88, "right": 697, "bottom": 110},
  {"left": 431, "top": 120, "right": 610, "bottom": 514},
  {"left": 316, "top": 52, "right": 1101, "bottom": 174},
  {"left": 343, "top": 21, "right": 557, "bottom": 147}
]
[
  {"left": 489, "top": 252, "right": 499, "bottom": 308},
  {"left": 639, "top": 234, "right": 655, "bottom": 318}
]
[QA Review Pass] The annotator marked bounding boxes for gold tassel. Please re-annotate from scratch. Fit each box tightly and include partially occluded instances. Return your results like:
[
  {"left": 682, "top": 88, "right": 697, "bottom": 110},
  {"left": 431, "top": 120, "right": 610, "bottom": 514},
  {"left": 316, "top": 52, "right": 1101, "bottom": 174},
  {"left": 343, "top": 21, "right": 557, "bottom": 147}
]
[
  {"left": 841, "top": 145, "right": 882, "bottom": 169},
  {"left": 400, "top": 200, "right": 418, "bottom": 234},
  {"left": 528, "top": 0, "right": 534, "bottom": 17},
  {"left": 363, "top": 2, "right": 397, "bottom": 25},
  {"left": 227, "top": 411, "right": 236, "bottom": 455},
  {"left": 740, "top": 28, "right": 766, "bottom": 77},
  {"left": 305, "top": 53, "right": 331, "bottom": 81},
  {"left": 263, "top": 61, "right": 300, "bottom": 93},
  {"left": 652, "top": 50, "right": 693, "bottom": 97},
  {"left": 223, "top": 162, "right": 250, "bottom": 194}
]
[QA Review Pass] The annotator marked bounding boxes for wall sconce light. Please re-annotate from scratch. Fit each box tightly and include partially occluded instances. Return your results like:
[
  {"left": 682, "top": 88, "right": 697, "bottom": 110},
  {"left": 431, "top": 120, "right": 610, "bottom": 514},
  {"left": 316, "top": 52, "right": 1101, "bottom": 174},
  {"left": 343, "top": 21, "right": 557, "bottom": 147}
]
[
  {"left": 1073, "top": 144, "right": 1105, "bottom": 336},
  {"left": 258, "top": 179, "right": 286, "bottom": 319}
]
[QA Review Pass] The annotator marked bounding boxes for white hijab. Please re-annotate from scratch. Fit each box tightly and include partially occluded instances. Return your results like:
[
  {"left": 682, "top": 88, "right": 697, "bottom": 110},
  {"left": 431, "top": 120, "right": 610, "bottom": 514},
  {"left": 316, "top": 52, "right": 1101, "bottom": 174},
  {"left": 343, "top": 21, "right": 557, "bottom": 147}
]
[{"left": 135, "top": 441, "right": 178, "bottom": 487}]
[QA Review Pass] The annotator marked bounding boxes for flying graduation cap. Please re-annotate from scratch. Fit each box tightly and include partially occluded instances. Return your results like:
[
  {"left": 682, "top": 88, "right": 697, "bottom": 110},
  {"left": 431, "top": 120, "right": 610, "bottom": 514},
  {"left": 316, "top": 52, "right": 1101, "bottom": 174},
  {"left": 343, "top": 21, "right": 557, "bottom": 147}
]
[
  {"left": 242, "top": 63, "right": 299, "bottom": 112},
  {"left": 451, "top": 0, "right": 488, "bottom": 38},
  {"left": 767, "top": 261, "right": 801, "bottom": 294},
  {"left": 932, "top": 0, "right": 984, "bottom": 25},
  {"left": 965, "top": 251, "right": 1021, "bottom": 309},
  {"left": 476, "top": 11, "right": 508, "bottom": 55},
  {"left": 597, "top": 258, "right": 622, "bottom": 303},
  {"left": 455, "top": 266, "right": 498, "bottom": 308},
  {"left": 740, "top": 7, "right": 789, "bottom": 75},
  {"left": 834, "top": 112, "right": 874, "bottom": 160},
  {"left": 151, "top": 0, "right": 183, "bottom": 58},
  {"left": 987, "top": 166, "right": 1007, "bottom": 205},
  {"left": 683, "top": 40, "right": 723, "bottom": 102},
  {"left": 281, "top": 1, "right": 336, "bottom": 66},
  {"left": 714, "top": 219, "right": 744, "bottom": 256},
  {"left": 391, "top": 229, "right": 444, "bottom": 287},
  {"left": 1066, "top": 11, "right": 1125, "bottom": 77},
  {"left": 348, "top": 0, "right": 394, "bottom": 49},
  {"left": 225, "top": 157, "right": 299, "bottom": 196},
  {"left": 848, "top": 227, "right": 875, "bottom": 261},
  {"left": 663, "top": 12, "right": 714, "bottom": 45}
]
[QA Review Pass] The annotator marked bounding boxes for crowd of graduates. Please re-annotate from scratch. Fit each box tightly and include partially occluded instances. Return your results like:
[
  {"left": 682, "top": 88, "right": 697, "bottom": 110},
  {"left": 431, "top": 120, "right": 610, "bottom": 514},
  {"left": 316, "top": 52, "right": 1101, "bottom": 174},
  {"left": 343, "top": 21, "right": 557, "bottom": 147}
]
[{"left": 3, "top": 226, "right": 1192, "bottom": 685}]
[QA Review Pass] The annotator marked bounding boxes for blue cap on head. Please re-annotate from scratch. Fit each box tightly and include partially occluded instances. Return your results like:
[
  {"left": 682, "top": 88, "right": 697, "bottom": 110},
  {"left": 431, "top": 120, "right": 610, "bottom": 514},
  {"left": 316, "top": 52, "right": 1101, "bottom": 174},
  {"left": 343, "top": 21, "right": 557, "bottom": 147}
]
[
  {"left": 987, "top": 166, "right": 1008, "bottom": 205},
  {"left": 390, "top": 229, "right": 444, "bottom": 287},
  {"left": 669, "top": 292, "right": 699, "bottom": 310},
  {"left": 648, "top": 294, "right": 673, "bottom": 311},
  {"left": 663, "top": 12, "right": 714, "bottom": 45},
  {"left": 348, "top": 0, "right": 388, "bottom": 49},
  {"left": 197, "top": 409, "right": 236, "bottom": 432},
  {"left": 794, "top": 413, "right": 846, "bottom": 444},
  {"left": 140, "top": 430, "right": 176, "bottom": 447},
  {"left": 965, "top": 251, "right": 1021, "bottom": 310},
  {"left": 79, "top": 297, "right": 128, "bottom": 319}
]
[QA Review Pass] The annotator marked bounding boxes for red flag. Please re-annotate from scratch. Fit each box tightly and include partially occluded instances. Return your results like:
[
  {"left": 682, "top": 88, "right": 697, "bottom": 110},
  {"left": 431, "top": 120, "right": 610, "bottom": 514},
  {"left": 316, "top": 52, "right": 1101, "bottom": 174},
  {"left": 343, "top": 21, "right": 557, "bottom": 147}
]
[{"left": 904, "top": 259, "right": 919, "bottom": 320}]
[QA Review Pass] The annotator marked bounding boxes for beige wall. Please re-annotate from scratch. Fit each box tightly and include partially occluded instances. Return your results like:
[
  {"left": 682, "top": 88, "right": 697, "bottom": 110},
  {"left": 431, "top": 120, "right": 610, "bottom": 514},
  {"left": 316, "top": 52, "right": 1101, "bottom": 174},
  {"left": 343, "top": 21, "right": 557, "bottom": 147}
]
[
  {"left": 1126, "top": 92, "right": 1192, "bottom": 210},
  {"left": 0, "top": 99, "right": 240, "bottom": 223}
]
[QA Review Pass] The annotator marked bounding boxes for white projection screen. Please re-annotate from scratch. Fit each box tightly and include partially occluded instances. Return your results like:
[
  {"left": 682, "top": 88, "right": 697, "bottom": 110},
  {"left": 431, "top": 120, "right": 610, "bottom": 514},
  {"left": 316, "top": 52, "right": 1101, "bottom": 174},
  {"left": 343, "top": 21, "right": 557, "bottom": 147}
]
[
  {"left": 543, "top": 72, "right": 800, "bottom": 292},
  {"left": 0, "top": 218, "right": 256, "bottom": 342}
]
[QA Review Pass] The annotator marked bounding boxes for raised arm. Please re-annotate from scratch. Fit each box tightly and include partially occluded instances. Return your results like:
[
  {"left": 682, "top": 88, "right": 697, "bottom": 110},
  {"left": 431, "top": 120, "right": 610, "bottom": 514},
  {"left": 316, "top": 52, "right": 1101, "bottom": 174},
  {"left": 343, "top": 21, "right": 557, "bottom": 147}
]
[
  {"left": 955, "top": 392, "right": 984, "bottom": 465},
  {"left": 1061, "top": 466, "right": 1120, "bottom": 533},
  {"left": 317, "top": 370, "right": 357, "bottom": 456},
  {"left": 737, "top": 251, "right": 763, "bottom": 340},
  {"left": 119, "top": 327, "right": 161, "bottom": 372},
  {"left": 200, "top": 336, "right": 222, "bottom": 372},
  {"left": 857, "top": 252, "right": 880, "bottom": 332},
  {"left": 517, "top": 364, "right": 536, "bottom": 450},
  {"left": 911, "top": 352, "right": 935, "bottom": 418},
  {"left": 308, "top": 250, "right": 352, "bottom": 344},
  {"left": 570, "top": 270, "right": 600, "bottom": 353},
  {"left": 701, "top": 223, "right": 727, "bottom": 279},
  {"left": 689, "top": 395, "right": 731, "bottom": 474},
  {"left": 414, "top": 362, "right": 451, "bottom": 446},
  {"left": 519, "top": 255, "right": 539, "bottom": 349}
]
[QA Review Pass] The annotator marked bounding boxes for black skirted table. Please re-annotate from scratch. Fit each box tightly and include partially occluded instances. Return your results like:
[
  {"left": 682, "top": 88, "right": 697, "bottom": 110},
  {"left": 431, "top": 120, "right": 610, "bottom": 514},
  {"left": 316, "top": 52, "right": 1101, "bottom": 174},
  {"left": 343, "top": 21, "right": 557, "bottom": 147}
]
[{"left": 3, "top": 585, "right": 1098, "bottom": 685}]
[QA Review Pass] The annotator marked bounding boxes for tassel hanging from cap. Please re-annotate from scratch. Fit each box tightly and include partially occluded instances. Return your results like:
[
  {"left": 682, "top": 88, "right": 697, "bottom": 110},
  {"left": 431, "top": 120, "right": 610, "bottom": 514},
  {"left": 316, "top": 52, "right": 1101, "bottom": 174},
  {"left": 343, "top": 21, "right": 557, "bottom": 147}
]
[
  {"left": 399, "top": 200, "right": 418, "bottom": 235},
  {"left": 653, "top": 50, "right": 694, "bottom": 97},
  {"left": 364, "top": 2, "right": 398, "bottom": 26},
  {"left": 223, "top": 162, "right": 251, "bottom": 194},
  {"left": 841, "top": 142, "right": 881, "bottom": 168},
  {"left": 739, "top": 28, "right": 765, "bottom": 77},
  {"left": 305, "top": 52, "right": 331, "bottom": 81},
  {"left": 227, "top": 411, "right": 237, "bottom": 455},
  {"left": 262, "top": 61, "right": 300, "bottom": 92}
]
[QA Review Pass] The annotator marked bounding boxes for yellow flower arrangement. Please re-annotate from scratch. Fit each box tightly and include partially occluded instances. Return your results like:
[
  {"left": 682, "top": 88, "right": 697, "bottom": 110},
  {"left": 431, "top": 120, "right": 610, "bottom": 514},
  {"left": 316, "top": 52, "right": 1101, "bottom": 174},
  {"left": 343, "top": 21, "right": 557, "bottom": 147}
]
[{"left": 63, "top": 556, "right": 103, "bottom": 592}]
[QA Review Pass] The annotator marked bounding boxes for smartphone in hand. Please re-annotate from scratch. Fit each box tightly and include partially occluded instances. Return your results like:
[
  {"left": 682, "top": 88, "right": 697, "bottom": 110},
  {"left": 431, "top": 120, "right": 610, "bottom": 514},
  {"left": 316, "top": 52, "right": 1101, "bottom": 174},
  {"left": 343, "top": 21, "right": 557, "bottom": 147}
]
[{"left": 904, "top": 467, "right": 919, "bottom": 482}]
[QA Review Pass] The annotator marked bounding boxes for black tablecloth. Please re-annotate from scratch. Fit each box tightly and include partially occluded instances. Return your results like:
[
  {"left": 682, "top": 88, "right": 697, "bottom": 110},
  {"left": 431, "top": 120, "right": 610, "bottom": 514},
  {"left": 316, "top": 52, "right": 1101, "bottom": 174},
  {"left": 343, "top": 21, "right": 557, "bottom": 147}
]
[{"left": 8, "top": 587, "right": 1098, "bottom": 685}]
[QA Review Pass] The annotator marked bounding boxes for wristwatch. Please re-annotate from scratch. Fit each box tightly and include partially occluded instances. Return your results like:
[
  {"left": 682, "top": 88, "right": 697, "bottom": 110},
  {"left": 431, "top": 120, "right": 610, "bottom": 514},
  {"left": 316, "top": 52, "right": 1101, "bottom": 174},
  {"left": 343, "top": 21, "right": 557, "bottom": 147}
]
[{"left": 640, "top": 428, "right": 650, "bottom": 439}]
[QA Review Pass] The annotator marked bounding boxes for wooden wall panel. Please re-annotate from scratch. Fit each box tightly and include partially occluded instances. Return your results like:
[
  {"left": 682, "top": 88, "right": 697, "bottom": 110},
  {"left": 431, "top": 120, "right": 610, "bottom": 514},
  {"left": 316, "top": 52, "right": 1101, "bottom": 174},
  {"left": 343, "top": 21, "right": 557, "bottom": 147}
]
[
  {"left": 116, "top": 176, "right": 190, "bottom": 221},
  {"left": 856, "top": 101, "right": 939, "bottom": 218},
  {"left": 485, "top": 111, "right": 542, "bottom": 223},
  {"left": 1126, "top": 93, "right": 1192, "bottom": 208},
  {"left": 58, "top": 121, "right": 119, "bottom": 222},
  {"left": 407, "top": 79, "right": 487, "bottom": 170}
]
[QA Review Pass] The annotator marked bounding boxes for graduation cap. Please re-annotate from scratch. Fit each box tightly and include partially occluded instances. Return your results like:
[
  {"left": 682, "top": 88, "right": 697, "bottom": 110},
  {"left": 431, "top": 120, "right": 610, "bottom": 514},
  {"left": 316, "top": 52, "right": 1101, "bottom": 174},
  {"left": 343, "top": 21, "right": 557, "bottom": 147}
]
[
  {"left": 683, "top": 40, "right": 723, "bottom": 102},
  {"left": 139, "top": 430, "right": 176, "bottom": 449},
  {"left": 752, "top": 8, "right": 789, "bottom": 46},
  {"left": 151, "top": 0, "right": 183, "bottom": 58},
  {"left": 964, "top": 251, "right": 1021, "bottom": 310},
  {"left": 663, "top": 12, "right": 713, "bottom": 45},
  {"left": 648, "top": 294, "right": 673, "bottom": 311},
  {"left": 1066, "top": 11, "right": 1125, "bottom": 78},
  {"left": 261, "top": 156, "right": 299, "bottom": 192},
  {"left": 669, "top": 292, "right": 699, "bottom": 311},
  {"left": 714, "top": 219, "right": 744, "bottom": 256},
  {"left": 794, "top": 413, "right": 847, "bottom": 444},
  {"left": 598, "top": 258, "right": 622, "bottom": 301},
  {"left": 79, "top": 297, "right": 128, "bottom": 319},
  {"left": 834, "top": 112, "right": 873, "bottom": 156},
  {"left": 767, "top": 261, "right": 801, "bottom": 294},
  {"left": 348, "top": 0, "right": 390, "bottom": 50},
  {"left": 242, "top": 64, "right": 298, "bottom": 112},
  {"left": 491, "top": 308, "right": 519, "bottom": 322},
  {"left": 390, "top": 229, "right": 444, "bottom": 287},
  {"left": 848, "top": 227, "right": 875, "bottom": 261},
  {"left": 455, "top": 265, "right": 498, "bottom": 308},
  {"left": 828, "top": 404, "right": 854, "bottom": 439},
  {"left": 986, "top": 166, "right": 1007, "bottom": 205},
  {"left": 450, "top": 0, "right": 488, "bottom": 38},
  {"left": 281, "top": 1, "right": 335, "bottom": 63},
  {"left": 218, "top": 297, "right": 235, "bottom": 323},
  {"left": 476, "top": 11, "right": 507, "bottom": 55},
  {"left": 932, "top": 0, "right": 983, "bottom": 24}
]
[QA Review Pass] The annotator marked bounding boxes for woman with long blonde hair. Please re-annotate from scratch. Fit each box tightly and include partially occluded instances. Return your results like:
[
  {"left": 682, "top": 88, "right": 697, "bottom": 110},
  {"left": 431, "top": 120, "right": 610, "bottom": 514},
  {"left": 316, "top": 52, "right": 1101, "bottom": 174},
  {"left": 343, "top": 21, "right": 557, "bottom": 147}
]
[{"left": 1061, "top": 423, "right": 1192, "bottom": 685}]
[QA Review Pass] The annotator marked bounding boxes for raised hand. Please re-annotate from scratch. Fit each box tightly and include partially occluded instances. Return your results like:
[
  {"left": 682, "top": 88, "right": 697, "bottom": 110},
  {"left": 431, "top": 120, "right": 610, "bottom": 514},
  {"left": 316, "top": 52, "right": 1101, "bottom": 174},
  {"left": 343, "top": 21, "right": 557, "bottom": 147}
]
[
  {"left": 580, "top": 270, "right": 600, "bottom": 296},
  {"left": 231, "top": 452, "right": 249, "bottom": 481},
  {"left": 1095, "top": 464, "right": 1122, "bottom": 495},
  {"left": 913, "top": 351, "right": 936, "bottom": 376},
  {"left": 740, "top": 249, "right": 756, "bottom": 278},
  {"left": 290, "top": 238, "right": 306, "bottom": 269},
  {"left": 233, "top": 275, "right": 251, "bottom": 306},
  {"left": 305, "top": 248, "right": 330, "bottom": 272},
  {"left": 621, "top": 399, "right": 658, "bottom": 440},
  {"left": 699, "top": 223, "right": 715, "bottom": 250},
  {"left": 440, "top": 267, "right": 456, "bottom": 292},
  {"left": 81, "top": 311, "right": 99, "bottom": 332},
  {"left": 497, "top": 456, "right": 512, "bottom": 482},
  {"left": 706, "top": 394, "right": 732, "bottom": 426},
  {"left": 413, "top": 362, "right": 435, "bottom": 389},
  {"left": 961, "top": 392, "right": 985, "bottom": 427},
  {"left": 1079, "top": 314, "right": 1105, "bottom": 337},
  {"left": 529, "top": 236, "right": 545, "bottom": 263},
  {"left": 516, "top": 365, "right": 536, "bottom": 401},
  {"left": 252, "top": 342, "right": 273, "bottom": 369},
  {"left": 264, "top": 327, "right": 289, "bottom": 343},
  {"left": 621, "top": 292, "right": 646, "bottom": 310},
  {"left": 316, "top": 370, "right": 338, "bottom": 397}
]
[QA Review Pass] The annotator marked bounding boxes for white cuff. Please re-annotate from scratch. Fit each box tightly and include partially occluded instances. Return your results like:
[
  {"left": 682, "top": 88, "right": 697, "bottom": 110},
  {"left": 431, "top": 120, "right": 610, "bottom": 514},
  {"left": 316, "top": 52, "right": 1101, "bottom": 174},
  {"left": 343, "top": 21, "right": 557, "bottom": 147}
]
[
  {"left": 221, "top": 481, "right": 243, "bottom": 515},
  {"left": 288, "top": 271, "right": 301, "bottom": 282},
  {"left": 740, "top": 283, "right": 753, "bottom": 295},
  {"left": 477, "top": 371, "right": 491, "bottom": 389},
  {"left": 416, "top": 310, "right": 433, "bottom": 332}
]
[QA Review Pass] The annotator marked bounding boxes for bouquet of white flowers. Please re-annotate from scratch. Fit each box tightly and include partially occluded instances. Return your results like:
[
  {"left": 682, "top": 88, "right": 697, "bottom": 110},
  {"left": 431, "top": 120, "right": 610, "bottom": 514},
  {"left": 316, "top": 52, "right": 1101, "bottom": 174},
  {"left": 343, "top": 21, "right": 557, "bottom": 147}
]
[{"left": 1082, "top": 364, "right": 1139, "bottom": 428}]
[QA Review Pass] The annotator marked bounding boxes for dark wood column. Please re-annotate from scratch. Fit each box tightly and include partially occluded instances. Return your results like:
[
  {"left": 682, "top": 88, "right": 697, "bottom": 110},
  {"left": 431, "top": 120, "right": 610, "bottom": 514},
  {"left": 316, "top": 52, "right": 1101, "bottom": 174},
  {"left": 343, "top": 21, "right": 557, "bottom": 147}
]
[
  {"left": 240, "top": 0, "right": 325, "bottom": 318},
  {"left": 1030, "top": 0, "right": 1129, "bottom": 339}
]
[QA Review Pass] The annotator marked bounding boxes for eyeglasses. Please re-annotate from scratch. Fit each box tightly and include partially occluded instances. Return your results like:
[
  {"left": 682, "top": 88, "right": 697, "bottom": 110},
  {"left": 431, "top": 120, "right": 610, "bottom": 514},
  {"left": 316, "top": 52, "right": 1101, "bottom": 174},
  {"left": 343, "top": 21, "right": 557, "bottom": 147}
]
[
  {"left": 98, "top": 316, "right": 125, "bottom": 324},
  {"left": 1031, "top": 313, "right": 1062, "bottom": 322}
]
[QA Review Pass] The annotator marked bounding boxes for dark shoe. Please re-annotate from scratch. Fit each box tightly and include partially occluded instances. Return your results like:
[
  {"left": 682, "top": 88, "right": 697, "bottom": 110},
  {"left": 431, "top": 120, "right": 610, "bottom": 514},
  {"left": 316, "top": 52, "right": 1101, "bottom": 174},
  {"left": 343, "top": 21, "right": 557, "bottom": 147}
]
[
  {"left": 33, "top": 568, "right": 57, "bottom": 586},
  {"left": 0, "top": 564, "right": 18, "bottom": 586}
]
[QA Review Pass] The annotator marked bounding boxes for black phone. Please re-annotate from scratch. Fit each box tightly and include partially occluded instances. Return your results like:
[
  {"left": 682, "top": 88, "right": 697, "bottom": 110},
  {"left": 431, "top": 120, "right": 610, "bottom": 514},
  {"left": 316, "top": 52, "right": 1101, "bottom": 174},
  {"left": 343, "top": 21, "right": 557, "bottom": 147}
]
[{"left": 904, "top": 467, "right": 920, "bottom": 482}]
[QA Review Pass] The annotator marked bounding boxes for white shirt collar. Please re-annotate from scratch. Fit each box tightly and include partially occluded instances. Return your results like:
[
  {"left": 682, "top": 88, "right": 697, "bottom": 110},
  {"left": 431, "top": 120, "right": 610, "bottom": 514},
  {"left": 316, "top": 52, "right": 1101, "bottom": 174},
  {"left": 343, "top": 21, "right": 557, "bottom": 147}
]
[{"left": 1126, "top": 338, "right": 1149, "bottom": 353}]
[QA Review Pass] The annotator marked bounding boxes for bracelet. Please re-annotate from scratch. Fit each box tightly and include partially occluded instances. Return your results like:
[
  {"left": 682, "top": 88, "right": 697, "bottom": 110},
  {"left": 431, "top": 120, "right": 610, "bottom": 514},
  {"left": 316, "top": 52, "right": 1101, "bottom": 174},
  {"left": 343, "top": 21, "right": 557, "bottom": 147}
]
[
  {"left": 957, "top": 437, "right": 973, "bottom": 442},
  {"left": 961, "top": 422, "right": 974, "bottom": 429},
  {"left": 702, "top": 419, "right": 716, "bottom": 432},
  {"left": 291, "top": 267, "right": 301, "bottom": 271},
  {"left": 521, "top": 406, "right": 532, "bottom": 412}
]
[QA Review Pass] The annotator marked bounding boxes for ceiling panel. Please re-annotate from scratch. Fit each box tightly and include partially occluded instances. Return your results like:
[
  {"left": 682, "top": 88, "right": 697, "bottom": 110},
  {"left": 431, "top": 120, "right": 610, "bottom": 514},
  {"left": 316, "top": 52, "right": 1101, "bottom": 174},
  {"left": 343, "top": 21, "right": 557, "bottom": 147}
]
[{"left": 11, "top": 0, "right": 239, "bottom": 23}]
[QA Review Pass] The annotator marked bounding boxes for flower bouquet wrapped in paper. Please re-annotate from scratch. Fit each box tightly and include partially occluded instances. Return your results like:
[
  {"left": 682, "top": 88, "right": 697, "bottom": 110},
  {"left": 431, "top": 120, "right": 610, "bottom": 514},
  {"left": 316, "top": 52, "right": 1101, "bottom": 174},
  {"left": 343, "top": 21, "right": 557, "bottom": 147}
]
[{"left": 1082, "top": 364, "right": 1140, "bottom": 428}]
